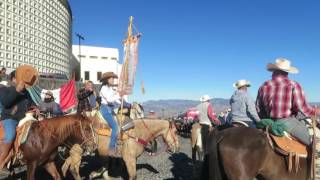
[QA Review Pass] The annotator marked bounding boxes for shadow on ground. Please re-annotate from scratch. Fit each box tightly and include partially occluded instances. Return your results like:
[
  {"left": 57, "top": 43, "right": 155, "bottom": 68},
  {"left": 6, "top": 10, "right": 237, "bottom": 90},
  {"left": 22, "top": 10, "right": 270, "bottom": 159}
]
[{"left": 165, "top": 152, "right": 193, "bottom": 180}]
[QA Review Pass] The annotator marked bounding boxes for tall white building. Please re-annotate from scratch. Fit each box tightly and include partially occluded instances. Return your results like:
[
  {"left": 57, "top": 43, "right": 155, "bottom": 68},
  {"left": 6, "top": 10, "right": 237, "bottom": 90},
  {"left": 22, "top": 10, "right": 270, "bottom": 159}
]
[
  {"left": 0, "top": 0, "right": 72, "bottom": 76},
  {"left": 72, "top": 45, "right": 122, "bottom": 84}
]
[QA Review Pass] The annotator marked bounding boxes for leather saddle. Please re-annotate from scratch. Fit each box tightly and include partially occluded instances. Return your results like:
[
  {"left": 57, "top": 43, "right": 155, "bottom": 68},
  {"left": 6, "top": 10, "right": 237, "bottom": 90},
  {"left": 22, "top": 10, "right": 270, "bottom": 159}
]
[
  {"left": 14, "top": 112, "right": 37, "bottom": 155},
  {"left": 89, "top": 109, "right": 135, "bottom": 141},
  {"left": 266, "top": 129, "right": 308, "bottom": 173}
]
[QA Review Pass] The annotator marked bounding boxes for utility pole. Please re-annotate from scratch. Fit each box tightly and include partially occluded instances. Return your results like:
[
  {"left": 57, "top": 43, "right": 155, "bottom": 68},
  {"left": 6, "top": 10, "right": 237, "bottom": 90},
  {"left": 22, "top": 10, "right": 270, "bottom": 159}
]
[{"left": 76, "top": 33, "right": 84, "bottom": 81}]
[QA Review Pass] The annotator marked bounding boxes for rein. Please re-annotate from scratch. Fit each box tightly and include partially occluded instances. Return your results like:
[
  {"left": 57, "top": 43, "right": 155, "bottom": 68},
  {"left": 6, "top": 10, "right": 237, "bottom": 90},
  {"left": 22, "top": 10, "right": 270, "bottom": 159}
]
[{"left": 125, "top": 119, "right": 177, "bottom": 156}]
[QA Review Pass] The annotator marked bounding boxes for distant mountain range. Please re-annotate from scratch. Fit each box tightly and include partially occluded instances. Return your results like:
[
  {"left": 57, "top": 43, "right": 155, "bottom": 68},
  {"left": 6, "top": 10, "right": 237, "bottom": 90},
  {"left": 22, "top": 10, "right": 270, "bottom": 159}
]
[
  {"left": 142, "top": 99, "right": 230, "bottom": 118},
  {"left": 142, "top": 99, "right": 320, "bottom": 118}
]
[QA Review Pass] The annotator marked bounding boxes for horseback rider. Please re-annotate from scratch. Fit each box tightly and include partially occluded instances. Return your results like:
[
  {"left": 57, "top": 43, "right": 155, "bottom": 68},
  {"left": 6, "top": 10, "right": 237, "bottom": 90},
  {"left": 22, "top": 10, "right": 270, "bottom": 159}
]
[
  {"left": 256, "top": 58, "right": 320, "bottom": 145},
  {"left": 196, "top": 95, "right": 221, "bottom": 152},
  {"left": 77, "top": 80, "right": 96, "bottom": 113},
  {"left": 230, "top": 79, "right": 260, "bottom": 127},
  {"left": 99, "top": 72, "right": 131, "bottom": 157},
  {"left": 39, "top": 91, "right": 63, "bottom": 118},
  {"left": 0, "top": 65, "right": 38, "bottom": 175}
]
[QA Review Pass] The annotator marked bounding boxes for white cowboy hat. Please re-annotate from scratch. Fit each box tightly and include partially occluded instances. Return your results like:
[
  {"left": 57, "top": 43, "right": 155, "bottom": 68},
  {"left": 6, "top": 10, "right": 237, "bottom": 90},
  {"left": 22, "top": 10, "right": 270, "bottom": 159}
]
[
  {"left": 200, "top": 95, "right": 212, "bottom": 102},
  {"left": 233, "top": 79, "right": 251, "bottom": 89},
  {"left": 267, "top": 58, "right": 299, "bottom": 74}
]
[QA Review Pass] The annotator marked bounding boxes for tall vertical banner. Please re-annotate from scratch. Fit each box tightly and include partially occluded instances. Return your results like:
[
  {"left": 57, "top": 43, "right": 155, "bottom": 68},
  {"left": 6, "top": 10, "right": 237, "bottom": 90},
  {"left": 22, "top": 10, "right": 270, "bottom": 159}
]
[{"left": 118, "top": 17, "right": 141, "bottom": 96}]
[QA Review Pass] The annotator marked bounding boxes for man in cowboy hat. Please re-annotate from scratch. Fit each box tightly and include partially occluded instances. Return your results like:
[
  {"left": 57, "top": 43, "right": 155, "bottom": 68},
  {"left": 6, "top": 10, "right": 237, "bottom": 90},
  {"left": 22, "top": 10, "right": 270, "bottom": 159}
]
[
  {"left": 256, "top": 58, "right": 320, "bottom": 145},
  {"left": 196, "top": 95, "right": 221, "bottom": 152},
  {"left": 0, "top": 65, "right": 38, "bottom": 175},
  {"left": 39, "top": 91, "right": 63, "bottom": 118},
  {"left": 230, "top": 79, "right": 260, "bottom": 127}
]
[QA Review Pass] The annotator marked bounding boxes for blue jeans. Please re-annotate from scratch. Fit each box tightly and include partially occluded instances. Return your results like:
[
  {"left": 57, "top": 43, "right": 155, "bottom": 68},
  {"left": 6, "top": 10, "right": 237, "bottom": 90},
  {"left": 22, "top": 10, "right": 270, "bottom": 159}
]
[
  {"left": 1, "top": 119, "right": 18, "bottom": 143},
  {"left": 278, "top": 117, "right": 311, "bottom": 145},
  {"left": 100, "top": 104, "right": 118, "bottom": 149}
]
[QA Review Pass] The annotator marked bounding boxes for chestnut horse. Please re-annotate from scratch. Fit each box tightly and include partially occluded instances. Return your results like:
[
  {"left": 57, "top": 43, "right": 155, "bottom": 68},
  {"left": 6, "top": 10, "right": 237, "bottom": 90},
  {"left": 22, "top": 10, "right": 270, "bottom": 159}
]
[
  {"left": 12, "top": 114, "right": 95, "bottom": 180},
  {"left": 202, "top": 127, "right": 309, "bottom": 180}
]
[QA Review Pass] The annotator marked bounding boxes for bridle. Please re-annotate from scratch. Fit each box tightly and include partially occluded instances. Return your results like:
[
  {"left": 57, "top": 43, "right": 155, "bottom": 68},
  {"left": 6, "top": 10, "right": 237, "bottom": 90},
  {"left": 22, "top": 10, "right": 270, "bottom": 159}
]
[
  {"left": 77, "top": 118, "right": 97, "bottom": 150},
  {"left": 125, "top": 119, "right": 178, "bottom": 155}
]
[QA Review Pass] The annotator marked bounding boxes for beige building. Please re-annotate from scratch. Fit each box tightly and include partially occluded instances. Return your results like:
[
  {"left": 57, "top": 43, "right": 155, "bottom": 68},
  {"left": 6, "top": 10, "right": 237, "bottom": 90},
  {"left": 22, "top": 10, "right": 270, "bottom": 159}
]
[{"left": 0, "top": 0, "right": 72, "bottom": 77}]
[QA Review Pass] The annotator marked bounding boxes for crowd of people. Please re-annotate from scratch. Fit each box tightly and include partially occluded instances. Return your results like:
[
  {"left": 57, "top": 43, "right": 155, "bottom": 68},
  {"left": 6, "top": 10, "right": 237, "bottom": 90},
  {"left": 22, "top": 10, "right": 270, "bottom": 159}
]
[
  {"left": 196, "top": 58, "right": 320, "bottom": 149},
  {"left": 0, "top": 64, "right": 134, "bottom": 175}
]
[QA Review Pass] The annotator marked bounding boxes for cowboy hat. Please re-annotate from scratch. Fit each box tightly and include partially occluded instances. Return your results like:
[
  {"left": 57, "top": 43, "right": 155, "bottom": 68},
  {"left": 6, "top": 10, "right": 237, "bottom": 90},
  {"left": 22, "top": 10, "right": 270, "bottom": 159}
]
[
  {"left": 267, "top": 58, "right": 299, "bottom": 74},
  {"left": 200, "top": 95, "right": 212, "bottom": 102},
  {"left": 100, "top": 72, "right": 118, "bottom": 81},
  {"left": 16, "top": 65, "right": 38, "bottom": 88},
  {"left": 233, "top": 79, "right": 251, "bottom": 89}
]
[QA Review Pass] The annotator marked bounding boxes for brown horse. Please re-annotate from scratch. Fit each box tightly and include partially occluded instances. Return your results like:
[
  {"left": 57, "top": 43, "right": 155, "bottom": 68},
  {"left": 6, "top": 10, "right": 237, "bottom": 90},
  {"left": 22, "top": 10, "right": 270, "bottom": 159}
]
[
  {"left": 12, "top": 114, "right": 95, "bottom": 180},
  {"left": 202, "top": 127, "right": 309, "bottom": 180}
]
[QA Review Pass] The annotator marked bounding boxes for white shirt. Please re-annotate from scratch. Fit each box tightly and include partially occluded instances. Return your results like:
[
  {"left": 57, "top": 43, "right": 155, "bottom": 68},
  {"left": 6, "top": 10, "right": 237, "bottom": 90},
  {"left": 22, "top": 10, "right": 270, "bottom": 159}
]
[{"left": 100, "top": 85, "right": 121, "bottom": 105}]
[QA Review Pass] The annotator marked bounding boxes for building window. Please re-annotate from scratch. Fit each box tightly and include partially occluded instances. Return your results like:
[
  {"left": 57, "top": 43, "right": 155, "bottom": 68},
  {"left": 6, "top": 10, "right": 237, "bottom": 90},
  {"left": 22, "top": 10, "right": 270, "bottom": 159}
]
[
  {"left": 89, "top": 56, "right": 98, "bottom": 59},
  {"left": 97, "top": 72, "right": 102, "bottom": 81},
  {"left": 84, "top": 71, "right": 89, "bottom": 80}
]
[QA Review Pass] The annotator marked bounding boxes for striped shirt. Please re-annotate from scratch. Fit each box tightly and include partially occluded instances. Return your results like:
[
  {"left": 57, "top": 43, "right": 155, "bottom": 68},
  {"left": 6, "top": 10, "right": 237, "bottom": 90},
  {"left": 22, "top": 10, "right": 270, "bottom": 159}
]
[{"left": 256, "top": 74, "right": 315, "bottom": 119}]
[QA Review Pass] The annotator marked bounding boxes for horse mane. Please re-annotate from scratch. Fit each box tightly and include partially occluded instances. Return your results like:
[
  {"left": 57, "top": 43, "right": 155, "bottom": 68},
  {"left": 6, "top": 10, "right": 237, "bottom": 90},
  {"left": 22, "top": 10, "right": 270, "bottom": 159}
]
[{"left": 37, "top": 114, "right": 85, "bottom": 142}]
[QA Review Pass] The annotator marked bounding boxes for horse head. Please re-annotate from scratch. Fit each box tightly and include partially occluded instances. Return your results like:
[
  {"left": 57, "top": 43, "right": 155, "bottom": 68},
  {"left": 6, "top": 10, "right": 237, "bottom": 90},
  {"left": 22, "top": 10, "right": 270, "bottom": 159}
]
[
  {"left": 72, "top": 114, "right": 97, "bottom": 153},
  {"left": 163, "top": 121, "right": 180, "bottom": 153},
  {"left": 130, "top": 102, "right": 145, "bottom": 120}
]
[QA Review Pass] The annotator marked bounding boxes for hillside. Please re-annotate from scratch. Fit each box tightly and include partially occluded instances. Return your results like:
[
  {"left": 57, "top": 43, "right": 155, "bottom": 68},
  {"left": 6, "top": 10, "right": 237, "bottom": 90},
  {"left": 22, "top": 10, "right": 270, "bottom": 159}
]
[{"left": 142, "top": 99, "right": 230, "bottom": 118}]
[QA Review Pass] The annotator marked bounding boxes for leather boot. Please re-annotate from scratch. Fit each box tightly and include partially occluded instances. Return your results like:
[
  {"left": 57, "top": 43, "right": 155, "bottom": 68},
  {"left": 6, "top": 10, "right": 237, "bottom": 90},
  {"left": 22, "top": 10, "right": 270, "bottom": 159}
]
[{"left": 0, "top": 142, "right": 13, "bottom": 176}]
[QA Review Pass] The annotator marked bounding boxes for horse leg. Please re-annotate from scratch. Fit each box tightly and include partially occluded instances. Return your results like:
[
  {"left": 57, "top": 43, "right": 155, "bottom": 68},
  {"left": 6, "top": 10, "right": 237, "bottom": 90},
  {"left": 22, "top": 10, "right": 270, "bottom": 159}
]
[
  {"left": 26, "top": 161, "right": 37, "bottom": 180},
  {"left": 43, "top": 162, "right": 62, "bottom": 180},
  {"left": 123, "top": 156, "right": 137, "bottom": 180}
]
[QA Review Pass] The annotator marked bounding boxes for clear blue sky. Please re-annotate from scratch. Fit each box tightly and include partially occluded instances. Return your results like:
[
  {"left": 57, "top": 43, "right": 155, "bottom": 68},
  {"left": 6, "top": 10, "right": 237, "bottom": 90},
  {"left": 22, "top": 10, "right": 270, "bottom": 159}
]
[{"left": 69, "top": 0, "right": 320, "bottom": 102}]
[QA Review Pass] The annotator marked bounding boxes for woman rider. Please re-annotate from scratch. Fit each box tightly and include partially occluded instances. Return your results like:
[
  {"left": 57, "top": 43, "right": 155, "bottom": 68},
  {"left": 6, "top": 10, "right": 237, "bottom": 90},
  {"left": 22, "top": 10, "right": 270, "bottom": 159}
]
[{"left": 99, "top": 72, "right": 131, "bottom": 157}]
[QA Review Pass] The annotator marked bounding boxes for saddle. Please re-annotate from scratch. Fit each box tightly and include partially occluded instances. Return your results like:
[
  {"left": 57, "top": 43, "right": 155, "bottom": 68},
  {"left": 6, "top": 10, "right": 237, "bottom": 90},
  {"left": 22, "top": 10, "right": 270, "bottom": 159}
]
[
  {"left": 90, "top": 109, "right": 134, "bottom": 141},
  {"left": 266, "top": 129, "right": 308, "bottom": 173},
  {"left": 14, "top": 112, "right": 37, "bottom": 155}
]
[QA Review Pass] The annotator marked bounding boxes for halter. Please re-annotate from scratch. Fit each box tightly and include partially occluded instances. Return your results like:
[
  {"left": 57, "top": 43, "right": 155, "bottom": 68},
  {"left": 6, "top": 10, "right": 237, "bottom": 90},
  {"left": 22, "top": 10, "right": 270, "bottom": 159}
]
[
  {"left": 125, "top": 119, "right": 178, "bottom": 155},
  {"left": 78, "top": 118, "right": 97, "bottom": 150}
]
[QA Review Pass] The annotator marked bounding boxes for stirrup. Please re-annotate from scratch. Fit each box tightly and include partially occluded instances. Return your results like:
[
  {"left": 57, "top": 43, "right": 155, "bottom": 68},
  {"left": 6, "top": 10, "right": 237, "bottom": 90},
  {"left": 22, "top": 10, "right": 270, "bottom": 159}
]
[{"left": 121, "top": 119, "right": 135, "bottom": 131}]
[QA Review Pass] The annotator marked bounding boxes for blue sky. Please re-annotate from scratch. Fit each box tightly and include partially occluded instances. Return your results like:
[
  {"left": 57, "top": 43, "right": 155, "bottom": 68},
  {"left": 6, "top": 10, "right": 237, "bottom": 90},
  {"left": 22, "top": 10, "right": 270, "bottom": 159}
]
[{"left": 69, "top": 0, "right": 320, "bottom": 102}]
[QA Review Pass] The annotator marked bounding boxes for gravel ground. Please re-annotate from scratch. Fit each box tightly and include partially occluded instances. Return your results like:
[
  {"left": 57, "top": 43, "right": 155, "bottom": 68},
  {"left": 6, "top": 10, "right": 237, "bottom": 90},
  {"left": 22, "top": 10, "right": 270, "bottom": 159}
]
[{"left": 3, "top": 135, "right": 194, "bottom": 180}]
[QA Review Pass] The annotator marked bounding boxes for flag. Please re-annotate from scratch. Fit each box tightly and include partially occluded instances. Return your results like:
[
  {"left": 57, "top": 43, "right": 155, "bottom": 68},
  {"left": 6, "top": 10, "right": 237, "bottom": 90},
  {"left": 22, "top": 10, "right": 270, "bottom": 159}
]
[
  {"left": 27, "top": 80, "right": 77, "bottom": 112},
  {"left": 141, "top": 81, "right": 145, "bottom": 94},
  {"left": 118, "top": 34, "right": 141, "bottom": 95}
]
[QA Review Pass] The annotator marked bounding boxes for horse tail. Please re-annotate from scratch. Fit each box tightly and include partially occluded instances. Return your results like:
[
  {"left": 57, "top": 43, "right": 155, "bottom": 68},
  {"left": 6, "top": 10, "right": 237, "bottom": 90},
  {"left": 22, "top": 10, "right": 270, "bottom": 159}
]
[{"left": 201, "top": 130, "right": 224, "bottom": 180}]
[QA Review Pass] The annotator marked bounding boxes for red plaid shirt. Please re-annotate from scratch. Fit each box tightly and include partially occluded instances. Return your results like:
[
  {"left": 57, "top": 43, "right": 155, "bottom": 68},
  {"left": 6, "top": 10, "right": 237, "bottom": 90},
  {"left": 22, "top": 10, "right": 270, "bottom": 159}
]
[{"left": 256, "top": 74, "right": 315, "bottom": 119}]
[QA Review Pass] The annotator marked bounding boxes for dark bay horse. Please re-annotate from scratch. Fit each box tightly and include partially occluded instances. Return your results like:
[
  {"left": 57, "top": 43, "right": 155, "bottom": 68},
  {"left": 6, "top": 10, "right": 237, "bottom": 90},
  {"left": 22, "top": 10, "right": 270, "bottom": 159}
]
[
  {"left": 202, "top": 127, "right": 309, "bottom": 180},
  {"left": 15, "top": 114, "right": 95, "bottom": 180}
]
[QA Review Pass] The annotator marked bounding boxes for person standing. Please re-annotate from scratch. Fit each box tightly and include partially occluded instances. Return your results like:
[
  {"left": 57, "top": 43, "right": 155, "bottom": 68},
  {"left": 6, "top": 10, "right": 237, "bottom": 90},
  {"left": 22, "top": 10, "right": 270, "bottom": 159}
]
[
  {"left": 0, "top": 65, "right": 38, "bottom": 175},
  {"left": 77, "top": 81, "right": 96, "bottom": 113},
  {"left": 230, "top": 80, "right": 260, "bottom": 127},
  {"left": 38, "top": 91, "right": 63, "bottom": 118},
  {"left": 256, "top": 58, "right": 320, "bottom": 145}
]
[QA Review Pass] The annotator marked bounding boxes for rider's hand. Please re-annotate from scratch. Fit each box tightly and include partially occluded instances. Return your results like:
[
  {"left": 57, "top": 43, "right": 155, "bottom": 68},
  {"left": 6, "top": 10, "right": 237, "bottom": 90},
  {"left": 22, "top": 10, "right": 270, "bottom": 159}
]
[{"left": 16, "top": 82, "right": 25, "bottom": 92}]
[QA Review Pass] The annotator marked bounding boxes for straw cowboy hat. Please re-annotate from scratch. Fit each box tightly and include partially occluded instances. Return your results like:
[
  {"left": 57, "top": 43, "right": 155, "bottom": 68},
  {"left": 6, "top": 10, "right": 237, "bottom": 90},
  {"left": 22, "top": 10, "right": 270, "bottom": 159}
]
[
  {"left": 16, "top": 65, "right": 38, "bottom": 88},
  {"left": 200, "top": 95, "right": 212, "bottom": 102},
  {"left": 267, "top": 58, "right": 299, "bottom": 74},
  {"left": 100, "top": 72, "right": 118, "bottom": 81},
  {"left": 233, "top": 79, "right": 251, "bottom": 89}
]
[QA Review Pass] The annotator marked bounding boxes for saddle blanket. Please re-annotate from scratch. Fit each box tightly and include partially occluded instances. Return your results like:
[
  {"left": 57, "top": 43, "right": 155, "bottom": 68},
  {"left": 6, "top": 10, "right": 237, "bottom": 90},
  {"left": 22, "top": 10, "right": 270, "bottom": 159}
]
[{"left": 96, "top": 128, "right": 130, "bottom": 141}]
